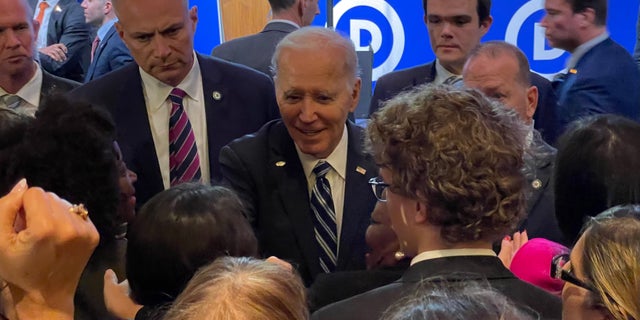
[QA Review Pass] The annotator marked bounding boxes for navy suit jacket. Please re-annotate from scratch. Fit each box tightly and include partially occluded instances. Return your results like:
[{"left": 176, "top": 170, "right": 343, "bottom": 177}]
[
  {"left": 29, "top": 0, "right": 91, "bottom": 82},
  {"left": 219, "top": 120, "right": 378, "bottom": 285},
  {"left": 369, "top": 61, "right": 560, "bottom": 144},
  {"left": 312, "top": 256, "right": 562, "bottom": 320},
  {"left": 211, "top": 21, "right": 298, "bottom": 76},
  {"left": 554, "top": 37, "right": 640, "bottom": 135},
  {"left": 69, "top": 54, "right": 280, "bottom": 206},
  {"left": 84, "top": 24, "right": 133, "bottom": 82}
]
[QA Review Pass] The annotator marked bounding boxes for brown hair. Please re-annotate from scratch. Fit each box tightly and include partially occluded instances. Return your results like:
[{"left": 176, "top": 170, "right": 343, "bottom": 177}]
[{"left": 367, "top": 85, "right": 527, "bottom": 243}]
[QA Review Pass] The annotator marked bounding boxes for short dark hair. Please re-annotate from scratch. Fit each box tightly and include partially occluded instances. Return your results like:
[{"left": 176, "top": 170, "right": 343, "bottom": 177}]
[
  {"left": 422, "top": 0, "right": 492, "bottom": 24},
  {"left": 565, "top": 0, "right": 607, "bottom": 26},
  {"left": 0, "top": 95, "right": 120, "bottom": 245},
  {"left": 554, "top": 115, "right": 640, "bottom": 246},
  {"left": 126, "top": 183, "right": 258, "bottom": 307},
  {"left": 268, "top": 0, "right": 296, "bottom": 12},
  {"left": 467, "top": 41, "right": 531, "bottom": 87}
]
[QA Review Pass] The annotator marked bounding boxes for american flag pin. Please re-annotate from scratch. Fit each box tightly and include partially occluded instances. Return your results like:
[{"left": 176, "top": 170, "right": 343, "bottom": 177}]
[
  {"left": 275, "top": 161, "right": 286, "bottom": 167},
  {"left": 532, "top": 179, "right": 542, "bottom": 189},
  {"left": 212, "top": 91, "right": 222, "bottom": 101},
  {"left": 356, "top": 166, "right": 366, "bottom": 175}
]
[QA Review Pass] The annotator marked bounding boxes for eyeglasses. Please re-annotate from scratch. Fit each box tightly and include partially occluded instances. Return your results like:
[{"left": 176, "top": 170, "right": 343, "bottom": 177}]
[
  {"left": 550, "top": 254, "right": 595, "bottom": 292},
  {"left": 368, "top": 177, "right": 389, "bottom": 202}
]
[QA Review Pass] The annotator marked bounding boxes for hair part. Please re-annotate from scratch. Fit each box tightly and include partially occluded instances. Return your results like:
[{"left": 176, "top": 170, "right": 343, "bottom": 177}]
[
  {"left": 163, "top": 256, "right": 309, "bottom": 320},
  {"left": 271, "top": 26, "right": 360, "bottom": 79},
  {"left": 367, "top": 85, "right": 527, "bottom": 244}
]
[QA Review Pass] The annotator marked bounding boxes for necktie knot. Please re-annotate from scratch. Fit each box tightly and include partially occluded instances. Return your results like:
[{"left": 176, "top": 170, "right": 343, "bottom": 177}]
[
  {"left": 36, "top": 1, "right": 49, "bottom": 25},
  {"left": 169, "top": 88, "right": 187, "bottom": 105},
  {"left": 39, "top": 1, "right": 49, "bottom": 9},
  {"left": 313, "top": 161, "right": 331, "bottom": 178},
  {"left": 443, "top": 75, "right": 463, "bottom": 86}
]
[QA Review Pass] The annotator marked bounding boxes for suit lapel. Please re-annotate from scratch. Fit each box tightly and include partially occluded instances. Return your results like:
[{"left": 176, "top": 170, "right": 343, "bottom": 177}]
[
  {"left": 338, "top": 123, "right": 377, "bottom": 269},
  {"left": 525, "top": 133, "right": 555, "bottom": 212},
  {"left": 47, "top": 1, "right": 64, "bottom": 45},
  {"left": 197, "top": 54, "right": 225, "bottom": 179},
  {"left": 268, "top": 123, "right": 323, "bottom": 277}
]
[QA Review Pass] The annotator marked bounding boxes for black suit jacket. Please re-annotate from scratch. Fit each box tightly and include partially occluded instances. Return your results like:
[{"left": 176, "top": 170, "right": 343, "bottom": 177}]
[
  {"left": 211, "top": 21, "right": 298, "bottom": 76},
  {"left": 84, "top": 24, "right": 133, "bottom": 82},
  {"left": 312, "top": 256, "right": 562, "bottom": 320},
  {"left": 520, "top": 131, "right": 564, "bottom": 243},
  {"left": 40, "top": 67, "right": 80, "bottom": 103},
  {"left": 219, "top": 120, "right": 378, "bottom": 285},
  {"left": 29, "top": 0, "right": 91, "bottom": 82},
  {"left": 369, "top": 61, "right": 560, "bottom": 144},
  {"left": 69, "top": 54, "right": 280, "bottom": 206}
]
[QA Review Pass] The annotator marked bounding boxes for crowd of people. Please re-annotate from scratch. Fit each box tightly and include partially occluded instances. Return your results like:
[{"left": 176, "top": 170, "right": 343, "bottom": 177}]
[{"left": 1, "top": 0, "right": 639, "bottom": 319}]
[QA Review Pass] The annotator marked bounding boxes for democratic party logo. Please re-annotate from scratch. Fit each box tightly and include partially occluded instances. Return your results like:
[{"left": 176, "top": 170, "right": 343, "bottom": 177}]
[
  {"left": 333, "top": 0, "right": 405, "bottom": 81},
  {"left": 505, "top": 0, "right": 569, "bottom": 78}
]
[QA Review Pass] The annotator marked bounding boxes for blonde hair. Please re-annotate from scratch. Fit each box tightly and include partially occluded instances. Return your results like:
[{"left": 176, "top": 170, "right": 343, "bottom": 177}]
[
  {"left": 581, "top": 205, "right": 640, "bottom": 320},
  {"left": 163, "top": 256, "right": 309, "bottom": 320}
]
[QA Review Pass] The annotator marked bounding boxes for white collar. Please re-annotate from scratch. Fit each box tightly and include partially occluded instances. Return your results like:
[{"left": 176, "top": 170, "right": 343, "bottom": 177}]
[
  {"left": 410, "top": 248, "right": 496, "bottom": 266},
  {"left": 296, "top": 124, "right": 349, "bottom": 181}
]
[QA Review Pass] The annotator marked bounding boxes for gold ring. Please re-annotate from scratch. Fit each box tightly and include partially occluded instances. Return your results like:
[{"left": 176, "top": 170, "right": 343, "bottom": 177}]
[{"left": 69, "top": 203, "right": 89, "bottom": 220}]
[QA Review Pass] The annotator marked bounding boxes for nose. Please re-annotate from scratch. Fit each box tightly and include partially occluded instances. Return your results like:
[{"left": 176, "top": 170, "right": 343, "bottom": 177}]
[
  {"left": 80, "top": 0, "right": 87, "bottom": 8},
  {"left": 151, "top": 35, "right": 171, "bottom": 60},
  {"left": 298, "top": 98, "right": 318, "bottom": 123},
  {"left": 440, "top": 22, "right": 454, "bottom": 38},
  {"left": 127, "top": 170, "right": 138, "bottom": 183},
  {"left": 539, "top": 14, "right": 549, "bottom": 27}
]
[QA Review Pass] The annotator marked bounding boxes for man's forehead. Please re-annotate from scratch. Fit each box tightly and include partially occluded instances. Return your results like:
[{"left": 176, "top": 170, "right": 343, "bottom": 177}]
[{"left": 426, "top": 0, "right": 478, "bottom": 17}]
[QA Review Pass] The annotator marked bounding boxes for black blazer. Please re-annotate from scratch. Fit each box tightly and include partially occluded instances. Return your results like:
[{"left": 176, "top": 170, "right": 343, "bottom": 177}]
[
  {"left": 211, "top": 21, "right": 298, "bottom": 77},
  {"left": 368, "top": 61, "right": 559, "bottom": 144},
  {"left": 40, "top": 68, "right": 80, "bottom": 102},
  {"left": 312, "top": 255, "right": 562, "bottom": 320},
  {"left": 29, "top": 0, "right": 91, "bottom": 82},
  {"left": 219, "top": 120, "right": 378, "bottom": 285},
  {"left": 69, "top": 54, "right": 280, "bottom": 206}
]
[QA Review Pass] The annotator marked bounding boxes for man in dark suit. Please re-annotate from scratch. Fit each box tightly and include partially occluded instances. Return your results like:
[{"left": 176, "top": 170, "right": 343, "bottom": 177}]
[
  {"left": 541, "top": 0, "right": 640, "bottom": 135},
  {"left": 219, "top": 27, "right": 377, "bottom": 286},
  {"left": 369, "top": 0, "right": 560, "bottom": 144},
  {"left": 80, "top": 0, "right": 132, "bottom": 82},
  {"left": 313, "top": 85, "right": 562, "bottom": 320},
  {"left": 69, "top": 0, "right": 279, "bottom": 207},
  {"left": 463, "top": 41, "right": 564, "bottom": 244},
  {"left": 211, "top": 0, "right": 319, "bottom": 76},
  {"left": 29, "top": 0, "right": 91, "bottom": 82},
  {"left": 1, "top": 0, "right": 78, "bottom": 116}
]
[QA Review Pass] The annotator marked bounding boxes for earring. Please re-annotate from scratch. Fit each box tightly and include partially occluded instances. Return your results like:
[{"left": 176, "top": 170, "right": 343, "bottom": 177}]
[{"left": 394, "top": 251, "right": 405, "bottom": 261}]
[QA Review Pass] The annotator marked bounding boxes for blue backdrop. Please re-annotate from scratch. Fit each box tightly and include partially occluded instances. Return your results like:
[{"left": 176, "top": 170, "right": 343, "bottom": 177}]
[{"left": 193, "top": 0, "right": 639, "bottom": 80}]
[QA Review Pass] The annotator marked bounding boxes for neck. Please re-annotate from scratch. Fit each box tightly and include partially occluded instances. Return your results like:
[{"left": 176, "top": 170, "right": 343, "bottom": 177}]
[
  {"left": 414, "top": 227, "right": 492, "bottom": 254},
  {"left": 271, "top": 9, "right": 302, "bottom": 26},
  {"left": 572, "top": 26, "right": 606, "bottom": 52},
  {"left": 0, "top": 64, "right": 36, "bottom": 94}
]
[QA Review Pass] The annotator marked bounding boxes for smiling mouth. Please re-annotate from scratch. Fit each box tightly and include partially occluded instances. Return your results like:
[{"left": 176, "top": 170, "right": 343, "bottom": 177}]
[{"left": 298, "top": 128, "right": 324, "bottom": 135}]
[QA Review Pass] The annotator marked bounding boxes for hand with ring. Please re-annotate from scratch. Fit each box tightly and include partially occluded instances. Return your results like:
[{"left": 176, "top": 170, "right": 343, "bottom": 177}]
[{"left": 0, "top": 179, "right": 99, "bottom": 320}]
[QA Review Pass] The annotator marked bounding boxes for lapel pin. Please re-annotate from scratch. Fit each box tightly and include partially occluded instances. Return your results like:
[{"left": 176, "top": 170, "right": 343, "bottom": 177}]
[
  {"left": 356, "top": 166, "right": 366, "bottom": 175},
  {"left": 212, "top": 91, "right": 222, "bottom": 101},
  {"left": 54, "top": 5, "right": 62, "bottom": 12},
  {"left": 275, "top": 161, "right": 286, "bottom": 167},
  {"left": 531, "top": 179, "right": 542, "bottom": 190},
  {"left": 569, "top": 68, "right": 578, "bottom": 74}
]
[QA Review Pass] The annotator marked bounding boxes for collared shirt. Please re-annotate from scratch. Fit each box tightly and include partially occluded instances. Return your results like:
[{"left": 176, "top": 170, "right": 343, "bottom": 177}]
[
  {"left": 267, "top": 19, "right": 300, "bottom": 29},
  {"left": 296, "top": 125, "right": 348, "bottom": 244},
  {"left": 0, "top": 62, "right": 42, "bottom": 116},
  {"left": 410, "top": 248, "right": 497, "bottom": 266},
  {"left": 34, "top": 0, "right": 60, "bottom": 49},
  {"left": 566, "top": 31, "right": 609, "bottom": 69},
  {"left": 96, "top": 18, "right": 118, "bottom": 41},
  {"left": 434, "top": 59, "right": 461, "bottom": 84},
  {"left": 139, "top": 52, "right": 210, "bottom": 189}
]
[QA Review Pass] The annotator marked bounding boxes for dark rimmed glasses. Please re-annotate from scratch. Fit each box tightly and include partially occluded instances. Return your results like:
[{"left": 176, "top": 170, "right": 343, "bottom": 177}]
[
  {"left": 550, "top": 254, "right": 595, "bottom": 292},
  {"left": 368, "top": 177, "right": 389, "bottom": 202}
]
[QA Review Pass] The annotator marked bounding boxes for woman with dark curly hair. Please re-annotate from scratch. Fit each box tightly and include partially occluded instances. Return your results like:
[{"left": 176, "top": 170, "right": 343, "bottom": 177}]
[{"left": 313, "top": 85, "right": 562, "bottom": 320}]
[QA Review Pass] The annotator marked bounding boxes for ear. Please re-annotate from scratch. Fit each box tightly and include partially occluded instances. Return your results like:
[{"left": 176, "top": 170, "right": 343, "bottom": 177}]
[
  {"left": 479, "top": 15, "right": 493, "bottom": 36},
  {"left": 297, "top": 0, "right": 305, "bottom": 18},
  {"left": 348, "top": 78, "right": 361, "bottom": 113},
  {"left": 115, "top": 21, "right": 125, "bottom": 40},
  {"left": 104, "top": 0, "right": 112, "bottom": 15},
  {"left": 578, "top": 8, "right": 596, "bottom": 27},
  {"left": 32, "top": 20, "right": 40, "bottom": 39},
  {"left": 414, "top": 201, "right": 429, "bottom": 224},
  {"left": 526, "top": 85, "right": 538, "bottom": 121},
  {"left": 189, "top": 5, "right": 199, "bottom": 29},
  {"left": 423, "top": 13, "right": 428, "bottom": 25}
]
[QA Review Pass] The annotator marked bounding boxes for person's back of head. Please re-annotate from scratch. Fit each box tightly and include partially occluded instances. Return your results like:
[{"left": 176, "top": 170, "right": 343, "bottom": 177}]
[
  {"left": 576, "top": 205, "right": 640, "bottom": 320},
  {"left": 163, "top": 256, "right": 309, "bottom": 320},
  {"left": 381, "top": 278, "right": 535, "bottom": 320},
  {"left": 126, "top": 183, "right": 258, "bottom": 307},
  {"left": 554, "top": 114, "right": 640, "bottom": 245}
]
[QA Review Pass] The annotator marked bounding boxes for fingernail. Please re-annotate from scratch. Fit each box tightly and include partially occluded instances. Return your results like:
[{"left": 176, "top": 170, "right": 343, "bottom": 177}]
[
  {"left": 11, "top": 178, "right": 27, "bottom": 194},
  {"left": 504, "top": 235, "right": 511, "bottom": 241}
]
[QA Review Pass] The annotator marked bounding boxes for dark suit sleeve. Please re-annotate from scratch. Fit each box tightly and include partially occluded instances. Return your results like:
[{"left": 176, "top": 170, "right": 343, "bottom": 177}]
[
  {"left": 219, "top": 144, "right": 258, "bottom": 225},
  {"left": 108, "top": 40, "right": 134, "bottom": 72},
  {"left": 560, "top": 80, "right": 610, "bottom": 129},
  {"left": 39, "top": 2, "right": 90, "bottom": 77}
]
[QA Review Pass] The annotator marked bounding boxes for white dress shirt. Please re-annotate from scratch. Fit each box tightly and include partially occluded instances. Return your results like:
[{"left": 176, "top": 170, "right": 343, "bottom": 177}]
[
  {"left": 410, "top": 248, "right": 497, "bottom": 266},
  {"left": 139, "top": 52, "right": 210, "bottom": 189},
  {"left": 0, "top": 62, "right": 42, "bottom": 116},
  {"left": 434, "top": 59, "right": 461, "bottom": 84},
  {"left": 34, "top": 0, "right": 60, "bottom": 50},
  {"left": 296, "top": 125, "right": 349, "bottom": 246}
]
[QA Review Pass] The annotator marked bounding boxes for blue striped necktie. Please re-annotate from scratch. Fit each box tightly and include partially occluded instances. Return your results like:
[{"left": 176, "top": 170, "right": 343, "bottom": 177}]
[
  {"left": 310, "top": 161, "right": 338, "bottom": 273},
  {"left": 168, "top": 88, "right": 202, "bottom": 186}
]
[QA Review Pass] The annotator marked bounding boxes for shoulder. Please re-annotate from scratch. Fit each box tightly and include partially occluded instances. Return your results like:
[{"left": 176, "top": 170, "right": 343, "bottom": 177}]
[
  {"left": 69, "top": 63, "right": 138, "bottom": 100},
  {"left": 377, "top": 61, "right": 435, "bottom": 86},
  {"left": 198, "top": 54, "right": 272, "bottom": 84},
  {"left": 225, "top": 120, "right": 285, "bottom": 152},
  {"left": 312, "top": 282, "right": 404, "bottom": 320},
  {"left": 42, "top": 70, "right": 80, "bottom": 92}
]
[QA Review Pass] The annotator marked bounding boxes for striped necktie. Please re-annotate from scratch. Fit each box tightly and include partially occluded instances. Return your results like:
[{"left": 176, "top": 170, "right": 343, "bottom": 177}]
[
  {"left": 310, "top": 161, "right": 338, "bottom": 273},
  {"left": 168, "top": 88, "right": 202, "bottom": 186},
  {"left": 2, "top": 94, "right": 22, "bottom": 110},
  {"left": 443, "top": 75, "right": 463, "bottom": 87}
]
